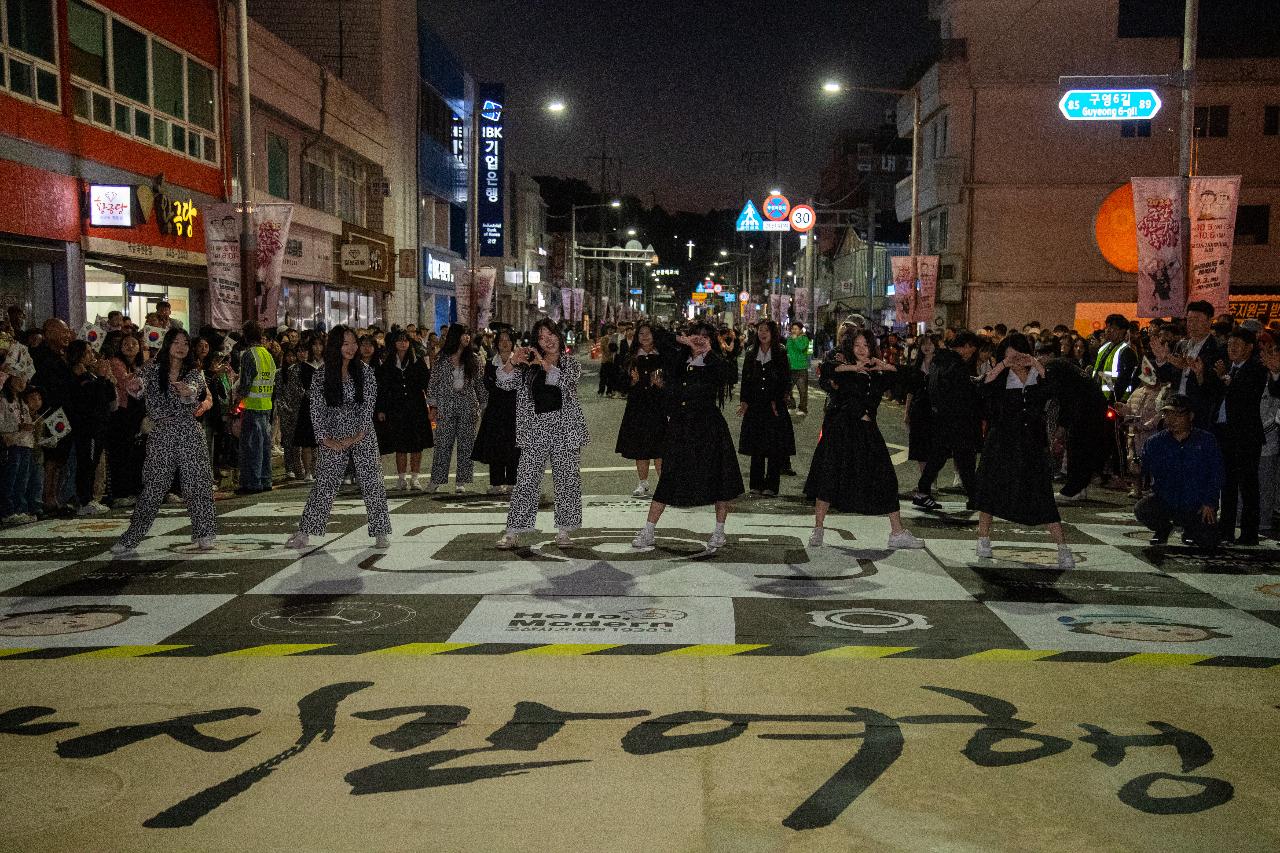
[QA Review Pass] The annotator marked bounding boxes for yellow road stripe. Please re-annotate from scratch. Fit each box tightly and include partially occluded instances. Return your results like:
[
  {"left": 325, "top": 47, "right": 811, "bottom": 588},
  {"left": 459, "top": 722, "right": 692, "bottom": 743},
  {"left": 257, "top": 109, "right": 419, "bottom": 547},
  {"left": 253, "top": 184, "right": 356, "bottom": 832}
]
[
  {"left": 0, "top": 648, "right": 38, "bottom": 658},
  {"left": 217, "top": 644, "right": 334, "bottom": 657},
  {"left": 662, "top": 644, "right": 768, "bottom": 657},
  {"left": 516, "top": 644, "right": 621, "bottom": 656},
  {"left": 1114, "top": 653, "right": 1215, "bottom": 666},
  {"left": 68, "top": 645, "right": 190, "bottom": 659},
  {"left": 962, "top": 649, "right": 1060, "bottom": 662},
  {"left": 808, "top": 646, "right": 914, "bottom": 659},
  {"left": 364, "top": 643, "right": 477, "bottom": 656}
]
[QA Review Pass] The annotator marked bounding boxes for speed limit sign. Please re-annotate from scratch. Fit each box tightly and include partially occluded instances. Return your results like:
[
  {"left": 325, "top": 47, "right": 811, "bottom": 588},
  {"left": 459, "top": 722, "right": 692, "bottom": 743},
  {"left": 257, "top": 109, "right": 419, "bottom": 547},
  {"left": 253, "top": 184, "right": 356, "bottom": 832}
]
[{"left": 789, "top": 204, "right": 816, "bottom": 232}]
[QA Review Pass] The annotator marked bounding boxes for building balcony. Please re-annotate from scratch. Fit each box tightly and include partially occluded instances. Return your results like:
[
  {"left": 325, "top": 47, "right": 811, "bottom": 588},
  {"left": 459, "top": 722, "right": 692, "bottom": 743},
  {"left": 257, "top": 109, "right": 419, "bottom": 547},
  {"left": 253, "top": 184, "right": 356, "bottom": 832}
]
[{"left": 895, "top": 155, "right": 964, "bottom": 222}]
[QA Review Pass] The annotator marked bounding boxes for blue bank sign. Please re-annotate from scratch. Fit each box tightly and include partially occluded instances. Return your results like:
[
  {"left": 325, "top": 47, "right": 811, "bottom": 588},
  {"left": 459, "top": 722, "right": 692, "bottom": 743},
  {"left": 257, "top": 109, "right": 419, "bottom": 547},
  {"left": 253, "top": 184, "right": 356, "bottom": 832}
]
[
  {"left": 477, "top": 84, "right": 505, "bottom": 256},
  {"left": 1058, "top": 89, "right": 1162, "bottom": 121}
]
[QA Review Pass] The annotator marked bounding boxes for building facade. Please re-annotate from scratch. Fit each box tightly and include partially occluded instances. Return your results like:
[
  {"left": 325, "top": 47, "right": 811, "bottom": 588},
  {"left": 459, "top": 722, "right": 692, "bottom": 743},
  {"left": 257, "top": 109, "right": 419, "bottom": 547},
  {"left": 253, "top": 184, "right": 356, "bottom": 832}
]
[
  {"left": 1, "top": 0, "right": 228, "bottom": 331},
  {"left": 897, "top": 0, "right": 1280, "bottom": 328}
]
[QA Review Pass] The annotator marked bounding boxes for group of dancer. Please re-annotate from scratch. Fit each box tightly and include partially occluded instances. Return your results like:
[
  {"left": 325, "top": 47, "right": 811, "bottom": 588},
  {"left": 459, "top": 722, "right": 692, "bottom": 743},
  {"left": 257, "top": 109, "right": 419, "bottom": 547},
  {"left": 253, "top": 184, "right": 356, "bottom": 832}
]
[{"left": 111, "top": 317, "right": 1072, "bottom": 567}]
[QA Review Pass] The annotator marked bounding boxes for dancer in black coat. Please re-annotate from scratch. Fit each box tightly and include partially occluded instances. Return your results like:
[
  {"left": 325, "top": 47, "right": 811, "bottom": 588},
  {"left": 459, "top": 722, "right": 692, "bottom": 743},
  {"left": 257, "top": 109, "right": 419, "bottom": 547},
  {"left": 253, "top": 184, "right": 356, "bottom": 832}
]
[
  {"left": 375, "top": 329, "right": 433, "bottom": 491},
  {"left": 974, "top": 333, "right": 1073, "bottom": 568},
  {"left": 615, "top": 322, "right": 667, "bottom": 497},
  {"left": 472, "top": 328, "right": 521, "bottom": 494},
  {"left": 804, "top": 323, "right": 925, "bottom": 550},
  {"left": 736, "top": 319, "right": 795, "bottom": 496},
  {"left": 632, "top": 320, "right": 743, "bottom": 553}
]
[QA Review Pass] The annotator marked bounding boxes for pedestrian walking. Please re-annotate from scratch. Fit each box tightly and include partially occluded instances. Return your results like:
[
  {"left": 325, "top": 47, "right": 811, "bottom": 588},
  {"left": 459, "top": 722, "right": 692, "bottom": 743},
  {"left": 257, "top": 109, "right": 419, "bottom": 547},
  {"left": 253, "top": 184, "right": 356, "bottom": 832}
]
[
  {"left": 495, "top": 319, "right": 589, "bottom": 549},
  {"left": 737, "top": 319, "right": 795, "bottom": 497},
  {"left": 632, "top": 321, "right": 743, "bottom": 553},
  {"left": 973, "top": 333, "right": 1074, "bottom": 568},
  {"left": 285, "top": 326, "right": 391, "bottom": 550},
  {"left": 426, "top": 324, "right": 486, "bottom": 493},
  {"left": 111, "top": 329, "right": 217, "bottom": 557},
  {"left": 375, "top": 329, "right": 433, "bottom": 491},
  {"left": 472, "top": 327, "right": 520, "bottom": 495},
  {"left": 615, "top": 322, "right": 667, "bottom": 497},
  {"left": 804, "top": 324, "right": 925, "bottom": 550}
]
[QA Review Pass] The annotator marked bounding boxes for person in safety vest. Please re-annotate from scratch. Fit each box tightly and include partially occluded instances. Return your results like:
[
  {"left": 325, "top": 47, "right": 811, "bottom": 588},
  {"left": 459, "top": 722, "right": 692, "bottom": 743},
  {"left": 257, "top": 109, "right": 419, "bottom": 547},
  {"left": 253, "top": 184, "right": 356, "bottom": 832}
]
[
  {"left": 1086, "top": 313, "right": 1138, "bottom": 488},
  {"left": 235, "top": 321, "right": 278, "bottom": 495}
]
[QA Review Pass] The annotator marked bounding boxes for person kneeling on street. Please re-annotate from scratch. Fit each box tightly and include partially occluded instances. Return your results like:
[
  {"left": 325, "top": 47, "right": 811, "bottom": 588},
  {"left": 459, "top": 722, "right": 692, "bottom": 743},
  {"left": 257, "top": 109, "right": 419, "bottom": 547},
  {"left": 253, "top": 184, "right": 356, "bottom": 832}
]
[{"left": 1135, "top": 394, "right": 1224, "bottom": 549}]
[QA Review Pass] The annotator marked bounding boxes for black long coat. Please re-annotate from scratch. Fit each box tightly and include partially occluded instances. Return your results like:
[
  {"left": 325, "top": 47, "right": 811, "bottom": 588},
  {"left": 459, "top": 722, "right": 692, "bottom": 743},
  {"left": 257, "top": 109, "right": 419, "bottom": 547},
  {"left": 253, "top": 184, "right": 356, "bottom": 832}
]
[
  {"left": 652, "top": 349, "right": 744, "bottom": 507},
  {"left": 472, "top": 360, "right": 519, "bottom": 466},
  {"left": 615, "top": 350, "right": 667, "bottom": 459},
  {"left": 737, "top": 346, "right": 796, "bottom": 458},
  {"left": 375, "top": 356, "right": 433, "bottom": 453},
  {"left": 974, "top": 369, "right": 1060, "bottom": 525}
]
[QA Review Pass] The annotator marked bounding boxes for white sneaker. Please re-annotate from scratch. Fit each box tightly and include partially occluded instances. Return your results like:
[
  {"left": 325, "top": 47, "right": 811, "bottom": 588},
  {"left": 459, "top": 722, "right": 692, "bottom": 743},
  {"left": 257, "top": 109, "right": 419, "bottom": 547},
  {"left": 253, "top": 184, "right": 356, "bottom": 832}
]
[
  {"left": 285, "top": 532, "right": 310, "bottom": 550},
  {"left": 501, "top": 484, "right": 512, "bottom": 494},
  {"left": 1055, "top": 488, "right": 1087, "bottom": 504},
  {"left": 195, "top": 536, "right": 216, "bottom": 552},
  {"left": 109, "top": 542, "right": 137, "bottom": 558},
  {"left": 887, "top": 530, "right": 926, "bottom": 550},
  {"left": 396, "top": 476, "right": 406, "bottom": 491},
  {"left": 631, "top": 527, "right": 656, "bottom": 549},
  {"left": 496, "top": 531, "right": 519, "bottom": 549},
  {"left": 455, "top": 485, "right": 466, "bottom": 494},
  {"left": 164, "top": 493, "right": 183, "bottom": 505},
  {"left": 77, "top": 502, "right": 107, "bottom": 516},
  {"left": 808, "top": 527, "right": 824, "bottom": 547},
  {"left": 555, "top": 531, "right": 573, "bottom": 547},
  {"left": 410, "top": 475, "right": 423, "bottom": 491},
  {"left": 706, "top": 531, "right": 728, "bottom": 551},
  {"left": 487, "top": 485, "right": 502, "bottom": 495},
  {"left": 2, "top": 514, "right": 27, "bottom": 526},
  {"left": 1057, "top": 547, "right": 1076, "bottom": 569},
  {"left": 115, "top": 496, "right": 137, "bottom": 508},
  {"left": 374, "top": 535, "right": 391, "bottom": 549},
  {"left": 976, "top": 537, "right": 993, "bottom": 559},
  {"left": 304, "top": 473, "right": 315, "bottom": 483},
  {"left": 424, "top": 482, "right": 439, "bottom": 493},
  {"left": 631, "top": 481, "right": 649, "bottom": 497}
]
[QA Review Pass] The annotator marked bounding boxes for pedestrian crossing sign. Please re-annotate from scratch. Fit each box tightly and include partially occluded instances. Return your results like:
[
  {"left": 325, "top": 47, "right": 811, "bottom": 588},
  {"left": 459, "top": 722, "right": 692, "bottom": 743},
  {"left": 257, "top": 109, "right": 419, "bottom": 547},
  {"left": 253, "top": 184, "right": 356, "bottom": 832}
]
[{"left": 735, "top": 200, "right": 763, "bottom": 232}]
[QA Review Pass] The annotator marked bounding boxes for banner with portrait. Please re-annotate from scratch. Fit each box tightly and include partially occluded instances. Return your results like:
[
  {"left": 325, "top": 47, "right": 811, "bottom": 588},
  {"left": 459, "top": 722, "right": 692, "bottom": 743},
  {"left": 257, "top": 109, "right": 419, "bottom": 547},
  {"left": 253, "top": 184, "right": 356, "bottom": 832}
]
[
  {"left": 1130, "top": 177, "right": 1185, "bottom": 318},
  {"left": 916, "top": 256, "right": 939, "bottom": 325},
  {"left": 1188, "top": 175, "right": 1240, "bottom": 314},
  {"left": 890, "top": 256, "right": 918, "bottom": 325},
  {"left": 204, "top": 203, "right": 293, "bottom": 330}
]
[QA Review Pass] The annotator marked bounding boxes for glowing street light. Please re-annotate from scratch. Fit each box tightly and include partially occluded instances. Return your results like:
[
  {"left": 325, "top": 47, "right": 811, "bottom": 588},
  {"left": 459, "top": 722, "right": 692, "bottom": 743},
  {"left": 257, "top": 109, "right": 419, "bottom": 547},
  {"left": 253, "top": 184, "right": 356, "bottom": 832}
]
[
  {"left": 822, "top": 79, "right": 843, "bottom": 95},
  {"left": 546, "top": 99, "right": 566, "bottom": 113}
]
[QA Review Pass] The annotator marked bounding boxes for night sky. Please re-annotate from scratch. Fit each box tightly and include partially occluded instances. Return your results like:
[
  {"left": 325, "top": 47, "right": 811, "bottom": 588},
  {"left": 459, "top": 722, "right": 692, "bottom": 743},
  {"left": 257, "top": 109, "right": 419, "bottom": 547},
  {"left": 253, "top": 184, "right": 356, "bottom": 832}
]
[{"left": 424, "top": 0, "right": 937, "bottom": 213}]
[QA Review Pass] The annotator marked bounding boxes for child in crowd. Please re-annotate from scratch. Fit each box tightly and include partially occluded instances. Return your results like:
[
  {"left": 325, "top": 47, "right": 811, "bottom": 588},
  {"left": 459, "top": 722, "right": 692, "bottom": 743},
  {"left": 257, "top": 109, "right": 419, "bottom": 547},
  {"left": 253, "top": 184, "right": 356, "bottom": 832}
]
[{"left": 0, "top": 376, "right": 47, "bottom": 524}]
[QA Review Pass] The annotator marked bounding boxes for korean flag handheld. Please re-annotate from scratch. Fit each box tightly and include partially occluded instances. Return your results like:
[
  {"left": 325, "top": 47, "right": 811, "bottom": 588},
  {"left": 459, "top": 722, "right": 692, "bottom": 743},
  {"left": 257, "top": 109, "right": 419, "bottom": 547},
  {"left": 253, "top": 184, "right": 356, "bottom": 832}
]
[
  {"left": 143, "top": 326, "right": 166, "bottom": 349},
  {"left": 42, "top": 407, "right": 72, "bottom": 440},
  {"left": 82, "top": 323, "right": 105, "bottom": 351}
]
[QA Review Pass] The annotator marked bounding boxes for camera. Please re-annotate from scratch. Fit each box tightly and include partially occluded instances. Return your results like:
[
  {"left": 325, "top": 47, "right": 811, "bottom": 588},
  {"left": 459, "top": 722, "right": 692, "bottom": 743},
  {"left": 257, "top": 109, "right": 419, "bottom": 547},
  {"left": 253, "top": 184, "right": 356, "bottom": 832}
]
[{"left": 525, "top": 349, "right": 537, "bottom": 363}]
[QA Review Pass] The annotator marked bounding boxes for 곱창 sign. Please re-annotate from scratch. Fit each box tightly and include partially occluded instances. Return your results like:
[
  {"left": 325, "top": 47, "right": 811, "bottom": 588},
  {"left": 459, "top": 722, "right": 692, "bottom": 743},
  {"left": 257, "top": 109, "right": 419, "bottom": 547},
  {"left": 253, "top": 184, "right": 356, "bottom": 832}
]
[{"left": 1059, "top": 89, "right": 1162, "bottom": 121}]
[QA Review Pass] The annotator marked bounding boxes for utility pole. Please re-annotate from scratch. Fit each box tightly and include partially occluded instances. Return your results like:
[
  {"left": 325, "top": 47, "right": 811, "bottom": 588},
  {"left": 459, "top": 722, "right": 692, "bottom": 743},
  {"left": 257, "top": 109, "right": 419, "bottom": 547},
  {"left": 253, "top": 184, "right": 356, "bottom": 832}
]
[
  {"left": 865, "top": 194, "right": 877, "bottom": 320},
  {"left": 236, "top": 0, "right": 255, "bottom": 326},
  {"left": 1178, "top": 0, "right": 1199, "bottom": 310}
]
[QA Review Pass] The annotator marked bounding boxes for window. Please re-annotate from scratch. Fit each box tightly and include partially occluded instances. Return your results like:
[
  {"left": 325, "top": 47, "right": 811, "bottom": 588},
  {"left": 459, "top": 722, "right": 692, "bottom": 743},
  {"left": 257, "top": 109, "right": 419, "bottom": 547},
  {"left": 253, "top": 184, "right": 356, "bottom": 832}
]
[
  {"left": 1265, "top": 105, "right": 1279, "bottom": 136},
  {"left": 940, "top": 263, "right": 955, "bottom": 280},
  {"left": 303, "top": 151, "right": 334, "bottom": 214},
  {"left": 336, "top": 156, "right": 359, "bottom": 223},
  {"left": 1235, "top": 205, "right": 1270, "bottom": 245},
  {"left": 68, "top": 2, "right": 217, "bottom": 164},
  {"left": 2, "top": 0, "right": 58, "bottom": 107},
  {"left": 1120, "top": 120, "right": 1152, "bottom": 137},
  {"left": 932, "top": 112, "right": 949, "bottom": 158},
  {"left": 267, "top": 133, "right": 289, "bottom": 199},
  {"left": 1194, "top": 104, "right": 1229, "bottom": 137},
  {"left": 927, "top": 209, "right": 949, "bottom": 254}
]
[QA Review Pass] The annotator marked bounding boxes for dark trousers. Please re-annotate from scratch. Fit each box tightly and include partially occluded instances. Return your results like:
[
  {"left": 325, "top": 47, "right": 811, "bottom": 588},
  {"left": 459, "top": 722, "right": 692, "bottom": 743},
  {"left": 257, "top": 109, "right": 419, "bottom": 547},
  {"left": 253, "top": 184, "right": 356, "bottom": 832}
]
[
  {"left": 1135, "top": 494, "right": 1221, "bottom": 548},
  {"left": 1216, "top": 434, "right": 1262, "bottom": 539},
  {"left": 73, "top": 434, "right": 103, "bottom": 506},
  {"left": 749, "top": 454, "right": 783, "bottom": 493},
  {"left": 489, "top": 451, "right": 520, "bottom": 487},
  {"left": 1061, "top": 425, "right": 1103, "bottom": 496},
  {"left": 916, "top": 439, "right": 978, "bottom": 498}
]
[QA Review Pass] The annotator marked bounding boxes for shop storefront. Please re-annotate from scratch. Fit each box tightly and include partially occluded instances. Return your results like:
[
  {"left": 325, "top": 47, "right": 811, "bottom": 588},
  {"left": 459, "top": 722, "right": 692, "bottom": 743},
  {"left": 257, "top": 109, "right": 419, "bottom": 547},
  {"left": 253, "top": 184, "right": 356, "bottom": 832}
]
[
  {"left": 277, "top": 223, "right": 336, "bottom": 330},
  {"left": 0, "top": 238, "right": 62, "bottom": 323},
  {"left": 421, "top": 248, "right": 459, "bottom": 332},
  {"left": 334, "top": 222, "right": 392, "bottom": 329}
]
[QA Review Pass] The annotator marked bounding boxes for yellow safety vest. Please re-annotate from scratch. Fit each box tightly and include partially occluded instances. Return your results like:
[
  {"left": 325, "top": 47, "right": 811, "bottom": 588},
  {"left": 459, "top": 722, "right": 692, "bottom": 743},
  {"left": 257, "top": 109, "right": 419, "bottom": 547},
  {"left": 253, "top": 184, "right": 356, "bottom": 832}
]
[
  {"left": 242, "top": 345, "right": 277, "bottom": 411},
  {"left": 1092, "top": 341, "right": 1130, "bottom": 401}
]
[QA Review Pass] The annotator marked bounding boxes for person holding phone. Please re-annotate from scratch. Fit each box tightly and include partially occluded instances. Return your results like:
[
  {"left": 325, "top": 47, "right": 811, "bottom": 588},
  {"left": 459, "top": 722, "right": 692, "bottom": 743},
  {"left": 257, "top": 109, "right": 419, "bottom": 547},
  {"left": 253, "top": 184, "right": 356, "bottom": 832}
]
[
  {"left": 285, "top": 326, "right": 391, "bottom": 551},
  {"left": 494, "top": 318, "right": 589, "bottom": 549},
  {"left": 112, "top": 328, "right": 217, "bottom": 557},
  {"left": 632, "top": 320, "right": 743, "bottom": 553}
]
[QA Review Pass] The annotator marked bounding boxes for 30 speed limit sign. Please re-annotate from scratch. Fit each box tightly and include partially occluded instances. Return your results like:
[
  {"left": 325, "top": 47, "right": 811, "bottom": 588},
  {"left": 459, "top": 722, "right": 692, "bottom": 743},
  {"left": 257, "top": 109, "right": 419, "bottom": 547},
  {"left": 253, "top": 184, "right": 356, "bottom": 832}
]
[{"left": 789, "top": 204, "right": 816, "bottom": 232}]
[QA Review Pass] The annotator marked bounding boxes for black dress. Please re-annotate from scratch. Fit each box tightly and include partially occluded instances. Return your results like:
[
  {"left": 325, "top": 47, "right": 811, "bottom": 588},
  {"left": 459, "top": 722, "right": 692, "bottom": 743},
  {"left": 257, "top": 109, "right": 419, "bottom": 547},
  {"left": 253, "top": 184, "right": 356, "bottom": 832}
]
[
  {"left": 652, "top": 350, "right": 744, "bottom": 507},
  {"left": 375, "top": 356, "right": 433, "bottom": 453},
  {"left": 804, "top": 356, "right": 900, "bottom": 515},
  {"left": 902, "top": 362, "right": 933, "bottom": 462},
  {"left": 472, "top": 359, "right": 519, "bottom": 467},
  {"left": 738, "top": 346, "right": 796, "bottom": 459},
  {"left": 615, "top": 350, "right": 667, "bottom": 459},
  {"left": 292, "top": 361, "right": 319, "bottom": 449},
  {"left": 974, "top": 368, "right": 1061, "bottom": 525}
]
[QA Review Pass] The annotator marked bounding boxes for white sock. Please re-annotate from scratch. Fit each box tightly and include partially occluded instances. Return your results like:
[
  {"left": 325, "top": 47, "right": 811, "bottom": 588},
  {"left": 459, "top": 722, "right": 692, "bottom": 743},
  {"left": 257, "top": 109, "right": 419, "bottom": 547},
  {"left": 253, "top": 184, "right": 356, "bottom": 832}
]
[
  {"left": 714, "top": 521, "right": 725, "bottom": 535},
  {"left": 642, "top": 521, "right": 656, "bottom": 534}
]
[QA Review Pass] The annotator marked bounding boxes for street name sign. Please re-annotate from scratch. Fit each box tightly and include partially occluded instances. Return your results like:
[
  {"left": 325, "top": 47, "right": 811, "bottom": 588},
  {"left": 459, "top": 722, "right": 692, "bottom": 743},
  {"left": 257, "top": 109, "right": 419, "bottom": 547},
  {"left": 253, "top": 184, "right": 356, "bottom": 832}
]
[
  {"left": 1058, "top": 89, "right": 1162, "bottom": 121},
  {"left": 736, "top": 200, "right": 763, "bottom": 232},
  {"left": 762, "top": 220, "right": 790, "bottom": 232}
]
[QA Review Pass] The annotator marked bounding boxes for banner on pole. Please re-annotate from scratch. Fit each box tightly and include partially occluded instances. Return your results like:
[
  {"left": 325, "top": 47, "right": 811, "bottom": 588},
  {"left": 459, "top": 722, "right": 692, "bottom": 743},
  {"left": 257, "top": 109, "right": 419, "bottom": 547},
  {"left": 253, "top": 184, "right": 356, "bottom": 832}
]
[
  {"left": 571, "top": 287, "right": 585, "bottom": 322},
  {"left": 1188, "top": 175, "right": 1240, "bottom": 314},
  {"left": 890, "top": 256, "right": 917, "bottom": 324},
  {"left": 1130, "top": 177, "right": 1185, "bottom": 318},
  {"left": 793, "top": 287, "right": 810, "bottom": 324},
  {"left": 204, "top": 203, "right": 293, "bottom": 330},
  {"left": 916, "top": 256, "right": 939, "bottom": 324},
  {"left": 475, "top": 266, "right": 497, "bottom": 330}
]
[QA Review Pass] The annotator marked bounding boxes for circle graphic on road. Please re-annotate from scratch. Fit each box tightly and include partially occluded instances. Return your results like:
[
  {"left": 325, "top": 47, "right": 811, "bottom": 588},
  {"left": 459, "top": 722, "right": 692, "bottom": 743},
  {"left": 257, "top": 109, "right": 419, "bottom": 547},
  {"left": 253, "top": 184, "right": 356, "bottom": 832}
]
[
  {"left": 250, "top": 601, "right": 417, "bottom": 634},
  {"left": 807, "top": 608, "right": 931, "bottom": 634}
]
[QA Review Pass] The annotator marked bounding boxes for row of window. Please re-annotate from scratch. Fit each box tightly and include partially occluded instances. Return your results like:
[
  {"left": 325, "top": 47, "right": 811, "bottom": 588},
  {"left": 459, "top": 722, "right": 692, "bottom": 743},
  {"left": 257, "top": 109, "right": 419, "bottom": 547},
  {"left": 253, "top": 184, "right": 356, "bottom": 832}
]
[
  {"left": 1, "top": 0, "right": 59, "bottom": 107},
  {"left": 1118, "top": 105, "right": 1278, "bottom": 139},
  {"left": 266, "top": 132, "right": 368, "bottom": 227}
]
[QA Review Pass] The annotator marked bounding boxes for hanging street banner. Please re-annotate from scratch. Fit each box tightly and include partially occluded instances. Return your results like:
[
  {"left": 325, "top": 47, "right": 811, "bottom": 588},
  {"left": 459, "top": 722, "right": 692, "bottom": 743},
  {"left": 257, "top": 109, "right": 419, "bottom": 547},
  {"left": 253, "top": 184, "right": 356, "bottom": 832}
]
[
  {"left": 204, "top": 203, "right": 294, "bottom": 331},
  {"left": 891, "top": 256, "right": 917, "bottom": 323},
  {"left": 1130, "top": 177, "right": 1185, "bottom": 319},
  {"left": 1188, "top": 175, "right": 1241, "bottom": 314},
  {"left": 1059, "top": 89, "right": 1162, "bottom": 121},
  {"left": 916, "top": 256, "right": 939, "bottom": 324}
]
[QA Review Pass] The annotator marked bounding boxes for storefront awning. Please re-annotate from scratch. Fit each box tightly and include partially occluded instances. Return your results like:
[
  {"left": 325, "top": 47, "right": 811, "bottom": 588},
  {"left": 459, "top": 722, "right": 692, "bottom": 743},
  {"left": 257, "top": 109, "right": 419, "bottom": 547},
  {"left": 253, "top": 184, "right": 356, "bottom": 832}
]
[
  {"left": 0, "top": 236, "right": 66, "bottom": 263},
  {"left": 86, "top": 256, "right": 207, "bottom": 290}
]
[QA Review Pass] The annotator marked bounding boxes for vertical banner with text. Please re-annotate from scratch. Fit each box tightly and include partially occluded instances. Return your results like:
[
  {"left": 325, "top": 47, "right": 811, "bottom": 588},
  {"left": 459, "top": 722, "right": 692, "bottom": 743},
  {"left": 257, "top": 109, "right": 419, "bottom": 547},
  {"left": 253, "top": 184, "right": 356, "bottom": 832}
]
[
  {"left": 916, "top": 256, "right": 939, "bottom": 324},
  {"left": 890, "top": 256, "right": 917, "bottom": 325},
  {"left": 204, "top": 203, "right": 293, "bottom": 330},
  {"left": 1130, "top": 177, "right": 1186, "bottom": 318},
  {"left": 1188, "top": 175, "right": 1241, "bottom": 314},
  {"left": 474, "top": 265, "right": 497, "bottom": 330}
]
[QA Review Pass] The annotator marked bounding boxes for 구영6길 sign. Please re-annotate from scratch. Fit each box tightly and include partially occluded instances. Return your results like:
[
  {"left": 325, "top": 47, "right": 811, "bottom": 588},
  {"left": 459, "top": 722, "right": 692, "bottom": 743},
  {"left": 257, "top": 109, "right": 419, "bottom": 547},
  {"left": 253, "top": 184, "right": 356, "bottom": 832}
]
[{"left": 1059, "top": 89, "right": 1162, "bottom": 121}]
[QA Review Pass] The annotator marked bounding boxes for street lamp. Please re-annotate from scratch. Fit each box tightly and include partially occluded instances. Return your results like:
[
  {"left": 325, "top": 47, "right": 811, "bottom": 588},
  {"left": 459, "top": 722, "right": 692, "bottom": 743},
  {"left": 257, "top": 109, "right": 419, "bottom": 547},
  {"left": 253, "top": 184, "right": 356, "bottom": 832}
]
[
  {"left": 546, "top": 99, "right": 566, "bottom": 113},
  {"left": 627, "top": 228, "right": 637, "bottom": 237},
  {"left": 822, "top": 79, "right": 842, "bottom": 94}
]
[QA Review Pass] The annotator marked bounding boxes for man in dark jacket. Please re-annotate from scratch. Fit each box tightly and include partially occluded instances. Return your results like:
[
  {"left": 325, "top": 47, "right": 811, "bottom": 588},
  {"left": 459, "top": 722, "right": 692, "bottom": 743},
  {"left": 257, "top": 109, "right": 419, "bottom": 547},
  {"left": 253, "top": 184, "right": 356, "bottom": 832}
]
[
  {"left": 911, "top": 330, "right": 982, "bottom": 510},
  {"left": 1155, "top": 300, "right": 1223, "bottom": 430},
  {"left": 31, "top": 318, "right": 76, "bottom": 514},
  {"left": 1137, "top": 395, "right": 1224, "bottom": 548},
  {"left": 1213, "top": 327, "right": 1280, "bottom": 545}
]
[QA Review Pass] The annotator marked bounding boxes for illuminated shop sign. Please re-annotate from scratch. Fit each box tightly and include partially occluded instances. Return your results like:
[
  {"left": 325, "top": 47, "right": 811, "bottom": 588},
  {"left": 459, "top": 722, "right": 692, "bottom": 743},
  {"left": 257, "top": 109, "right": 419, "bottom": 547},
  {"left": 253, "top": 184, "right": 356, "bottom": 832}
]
[
  {"left": 477, "top": 84, "right": 505, "bottom": 257},
  {"left": 89, "top": 185, "right": 132, "bottom": 227}
]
